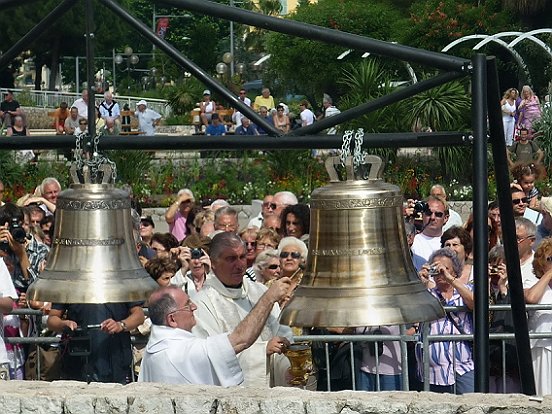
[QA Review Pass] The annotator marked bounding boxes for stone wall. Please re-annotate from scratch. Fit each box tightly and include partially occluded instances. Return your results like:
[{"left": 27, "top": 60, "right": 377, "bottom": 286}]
[
  {"left": 0, "top": 381, "right": 548, "bottom": 413},
  {"left": 21, "top": 106, "right": 53, "bottom": 129}
]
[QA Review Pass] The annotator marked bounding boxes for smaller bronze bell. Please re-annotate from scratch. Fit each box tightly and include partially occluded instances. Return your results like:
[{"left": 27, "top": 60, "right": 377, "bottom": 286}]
[{"left": 280, "top": 156, "right": 444, "bottom": 327}]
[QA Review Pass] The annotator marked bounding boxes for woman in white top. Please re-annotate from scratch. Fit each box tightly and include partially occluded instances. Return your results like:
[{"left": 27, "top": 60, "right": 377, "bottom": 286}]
[
  {"left": 524, "top": 238, "right": 552, "bottom": 396},
  {"left": 501, "top": 88, "right": 517, "bottom": 146}
]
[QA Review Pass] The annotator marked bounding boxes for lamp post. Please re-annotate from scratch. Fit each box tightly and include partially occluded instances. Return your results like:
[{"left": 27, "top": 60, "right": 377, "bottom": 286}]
[{"left": 114, "top": 47, "right": 140, "bottom": 91}]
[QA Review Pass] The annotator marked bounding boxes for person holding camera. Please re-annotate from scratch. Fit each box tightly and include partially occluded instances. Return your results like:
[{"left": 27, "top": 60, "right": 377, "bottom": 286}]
[
  {"left": 169, "top": 234, "right": 211, "bottom": 300},
  {"left": 416, "top": 248, "right": 474, "bottom": 394},
  {"left": 0, "top": 203, "right": 37, "bottom": 293}
]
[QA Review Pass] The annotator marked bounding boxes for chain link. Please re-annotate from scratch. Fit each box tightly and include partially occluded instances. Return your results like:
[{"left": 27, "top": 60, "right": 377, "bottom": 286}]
[
  {"left": 340, "top": 129, "right": 353, "bottom": 167},
  {"left": 71, "top": 128, "right": 117, "bottom": 184},
  {"left": 353, "top": 128, "right": 365, "bottom": 170}
]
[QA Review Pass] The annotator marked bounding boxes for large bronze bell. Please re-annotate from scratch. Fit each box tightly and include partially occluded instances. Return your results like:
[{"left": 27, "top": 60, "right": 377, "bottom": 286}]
[
  {"left": 280, "top": 156, "right": 444, "bottom": 327},
  {"left": 27, "top": 183, "right": 157, "bottom": 303}
]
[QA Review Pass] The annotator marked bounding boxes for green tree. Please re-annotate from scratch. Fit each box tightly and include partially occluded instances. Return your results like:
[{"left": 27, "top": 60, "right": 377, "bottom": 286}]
[
  {"left": 264, "top": 0, "right": 403, "bottom": 106},
  {"left": 0, "top": 0, "right": 132, "bottom": 90}
]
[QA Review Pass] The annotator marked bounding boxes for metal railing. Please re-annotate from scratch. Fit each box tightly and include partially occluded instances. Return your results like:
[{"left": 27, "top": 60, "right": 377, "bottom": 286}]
[
  {"left": 4, "top": 303, "right": 551, "bottom": 390},
  {"left": 0, "top": 87, "right": 171, "bottom": 116}
]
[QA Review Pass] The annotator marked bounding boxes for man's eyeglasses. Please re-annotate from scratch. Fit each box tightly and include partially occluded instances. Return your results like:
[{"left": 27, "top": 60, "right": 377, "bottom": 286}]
[
  {"left": 168, "top": 300, "right": 194, "bottom": 314},
  {"left": 517, "top": 235, "right": 534, "bottom": 243},
  {"left": 423, "top": 210, "right": 445, "bottom": 218},
  {"left": 280, "top": 251, "right": 301, "bottom": 259},
  {"left": 512, "top": 197, "right": 529, "bottom": 205},
  {"left": 267, "top": 264, "right": 280, "bottom": 270},
  {"left": 79, "top": 121, "right": 87, "bottom": 125},
  {"left": 263, "top": 202, "right": 277, "bottom": 210}
]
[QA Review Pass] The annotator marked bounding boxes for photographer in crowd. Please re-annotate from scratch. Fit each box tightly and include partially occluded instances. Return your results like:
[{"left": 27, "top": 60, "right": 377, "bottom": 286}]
[{"left": 170, "top": 234, "right": 211, "bottom": 300}]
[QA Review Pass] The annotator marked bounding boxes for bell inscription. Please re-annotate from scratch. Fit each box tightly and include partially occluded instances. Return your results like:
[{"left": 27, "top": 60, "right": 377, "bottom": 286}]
[
  {"left": 310, "top": 195, "right": 402, "bottom": 210},
  {"left": 56, "top": 199, "right": 131, "bottom": 211}
]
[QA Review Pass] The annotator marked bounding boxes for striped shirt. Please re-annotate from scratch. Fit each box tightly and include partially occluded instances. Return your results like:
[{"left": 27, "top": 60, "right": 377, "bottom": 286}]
[{"left": 416, "top": 285, "right": 474, "bottom": 386}]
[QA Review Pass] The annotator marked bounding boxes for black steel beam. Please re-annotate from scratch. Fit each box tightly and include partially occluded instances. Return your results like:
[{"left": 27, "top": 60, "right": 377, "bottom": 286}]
[
  {"left": 471, "top": 54, "right": 489, "bottom": 393},
  {"left": 291, "top": 71, "right": 467, "bottom": 136},
  {"left": 99, "top": 0, "right": 280, "bottom": 137},
  {"left": 157, "top": 0, "right": 470, "bottom": 72},
  {"left": 0, "top": 132, "right": 470, "bottom": 150},
  {"left": 0, "top": 0, "right": 77, "bottom": 71},
  {"left": 486, "top": 57, "right": 536, "bottom": 395},
  {"left": 85, "top": 0, "right": 97, "bottom": 138}
]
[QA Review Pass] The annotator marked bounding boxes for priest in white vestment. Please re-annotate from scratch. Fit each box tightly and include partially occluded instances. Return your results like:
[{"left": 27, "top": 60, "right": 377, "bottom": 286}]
[
  {"left": 192, "top": 232, "right": 293, "bottom": 387},
  {"left": 139, "top": 278, "right": 292, "bottom": 385}
]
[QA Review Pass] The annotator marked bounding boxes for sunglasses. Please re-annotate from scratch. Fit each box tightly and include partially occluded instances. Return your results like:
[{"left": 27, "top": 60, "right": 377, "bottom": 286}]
[
  {"left": 512, "top": 197, "right": 529, "bottom": 205},
  {"left": 246, "top": 241, "right": 257, "bottom": 248},
  {"left": 423, "top": 210, "right": 445, "bottom": 218},
  {"left": 79, "top": 122, "right": 87, "bottom": 125},
  {"left": 263, "top": 202, "right": 277, "bottom": 210},
  {"left": 267, "top": 264, "right": 280, "bottom": 270},
  {"left": 280, "top": 251, "right": 301, "bottom": 259}
]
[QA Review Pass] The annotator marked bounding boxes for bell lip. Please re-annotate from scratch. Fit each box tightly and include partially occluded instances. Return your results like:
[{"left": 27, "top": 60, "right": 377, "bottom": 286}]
[
  {"left": 279, "top": 289, "right": 445, "bottom": 328},
  {"left": 26, "top": 275, "right": 158, "bottom": 304}
]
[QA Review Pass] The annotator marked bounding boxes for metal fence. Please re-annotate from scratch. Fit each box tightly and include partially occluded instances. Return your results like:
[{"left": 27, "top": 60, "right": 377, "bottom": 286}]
[
  {"left": 5, "top": 304, "right": 551, "bottom": 390},
  {"left": 0, "top": 87, "right": 171, "bottom": 116}
]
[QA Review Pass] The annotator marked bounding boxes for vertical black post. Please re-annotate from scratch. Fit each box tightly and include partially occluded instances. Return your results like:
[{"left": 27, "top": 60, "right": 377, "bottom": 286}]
[
  {"left": 85, "top": 0, "right": 96, "bottom": 140},
  {"left": 472, "top": 54, "right": 489, "bottom": 393},
  {"left": 486, "top": 57, "right": 536, "bottom": 395}
]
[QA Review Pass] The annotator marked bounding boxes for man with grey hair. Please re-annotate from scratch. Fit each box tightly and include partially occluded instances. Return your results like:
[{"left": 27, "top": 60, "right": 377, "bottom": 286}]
[
  {"left": 430, "top": 184, "right": 463, "bottom": 231},
  {"left": 139, "top": 277, "right": 292, "bottom": 385},
  {"left": 272, "top": 191, "right": 298, "bottom": 218},
  {"left": 214, "top": 206, "right": 239, "bottom": 233},
  {"left": 193, "top": 232, "right": 293, "bottom": 386},
  {"left": 24, "top": 177, "right": 61, "bottom": 216},
  {"left": 99, "top": 91, "right": 121, "bottom": 124},
  {"left": 165, "top": 189, "right": 195, "bottom": 242}
]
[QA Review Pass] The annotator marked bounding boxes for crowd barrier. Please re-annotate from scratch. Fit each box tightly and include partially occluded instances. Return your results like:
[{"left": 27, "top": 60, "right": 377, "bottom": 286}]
[{"left": 5, "top": 304, "right": 552, "bottom": 391}]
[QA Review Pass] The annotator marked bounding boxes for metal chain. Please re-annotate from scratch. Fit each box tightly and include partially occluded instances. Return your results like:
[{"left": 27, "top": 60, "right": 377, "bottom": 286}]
[
  {"left": 71, "top": 128, "right": 117, "bottom": 184},
  {"left": 340, "top": 129, "right": 353, "bottom": 166},
  {"left": 353, "top": 128, "right": 365, "bottom": 170}
]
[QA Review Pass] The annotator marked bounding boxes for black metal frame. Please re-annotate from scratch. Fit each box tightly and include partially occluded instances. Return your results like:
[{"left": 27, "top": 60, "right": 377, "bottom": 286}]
[{"left": 0, "top": 0, "right": 535, "bottom": 395}]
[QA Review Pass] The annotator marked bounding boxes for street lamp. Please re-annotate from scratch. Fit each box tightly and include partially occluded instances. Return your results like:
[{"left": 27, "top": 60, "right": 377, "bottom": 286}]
[{"left": 114, "top": 47, "right": 140, "bottom": 91}]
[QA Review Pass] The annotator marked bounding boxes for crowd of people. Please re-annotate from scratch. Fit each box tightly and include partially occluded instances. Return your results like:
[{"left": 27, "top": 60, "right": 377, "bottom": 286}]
[
  {"left": 0, "top": 89, "right": 162, "bottom": 140},
  {"left": 198, "top": 87, "right": 340, "bottom": 137},
  {"left": 0, "top": 169, "right": 551, "bottom": 395}
]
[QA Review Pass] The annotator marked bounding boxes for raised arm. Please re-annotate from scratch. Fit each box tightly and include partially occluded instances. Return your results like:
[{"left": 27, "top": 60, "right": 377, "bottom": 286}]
[{"left": 228, "top": 277, "right": 292, "bottom": 354}]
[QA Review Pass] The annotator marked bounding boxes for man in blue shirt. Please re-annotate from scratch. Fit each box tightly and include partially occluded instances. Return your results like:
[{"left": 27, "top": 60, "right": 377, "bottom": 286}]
[
  {"left": 206, "top": 113, "right": 226, "bottom": 136},
  {"left": 255, "top": 106, "right": 273, "bottom": 135},
  {"left": 235, "top": 117, "right": 259, "bottom": 136}
]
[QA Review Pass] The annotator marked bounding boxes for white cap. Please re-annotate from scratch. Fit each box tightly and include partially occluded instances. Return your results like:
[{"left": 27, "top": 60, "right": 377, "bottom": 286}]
[
  {"left": 203, "top": 89, "right": 211, "bottom": 95},
  {"left": 137, "top": 99, "right": 147, "bottom": 107}
]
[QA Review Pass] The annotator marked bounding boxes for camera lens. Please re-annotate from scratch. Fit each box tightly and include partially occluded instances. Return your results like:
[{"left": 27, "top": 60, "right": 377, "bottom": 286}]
[{"left": 191, "top": 248, "right": 203, "bottom": 260}]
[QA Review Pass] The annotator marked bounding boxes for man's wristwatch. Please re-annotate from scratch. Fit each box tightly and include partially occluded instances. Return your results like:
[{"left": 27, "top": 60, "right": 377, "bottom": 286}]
[{"left": 118, "top": 321, "right": 128, "bottom": 332}]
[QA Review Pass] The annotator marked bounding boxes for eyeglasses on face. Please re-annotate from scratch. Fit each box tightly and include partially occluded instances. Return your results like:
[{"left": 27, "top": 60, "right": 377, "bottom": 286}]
[
  {"left": 546, "top": 256, "right": 552, "bottom": 262},
  {"left": 267, "top": 264, "right": 280, "bottom": 270},
  {"left": 423, "top": 210, "right": 445, "bottom": 218},
  {"left": 512, "top": 197, "right": 529, "bottom": 205},
  {"left": 516, "top": 235, "right": 534, "bottom": 243},
  {"left": 168, "top": 300, "right": 194, "bottom": 314},
  {"left": 257, "top": 242, "right": 276, "bottom": 250},
  {"left": 263, "top": 202, "right": 277, "bottom": 210},
  {"left": 280, "top": 251, "right": 301, "bottom": 259},
  {"left": 79, "top": 121, "right": 87, "bottom": 125},
  {"left": 245, "top": 241, "right": 257, "bottom": 248}
]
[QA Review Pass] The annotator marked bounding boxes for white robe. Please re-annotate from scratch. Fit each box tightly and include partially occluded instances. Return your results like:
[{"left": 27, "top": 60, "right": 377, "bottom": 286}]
[
  {"left": 192, "top": 273, "right": 293, "bottom": 387},
  {"left": 138, "top": 325, "right": 243, "bottom": 386}
]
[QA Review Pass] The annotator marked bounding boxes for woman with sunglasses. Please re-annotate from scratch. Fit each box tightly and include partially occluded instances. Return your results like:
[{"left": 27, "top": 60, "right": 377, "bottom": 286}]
[
  {"left": 273, "top": 104, "right": 290, "bottom": 133},
  {"left": 253, "top": 249, "right": 281, "bottom": 285},
  {"left": 278, "top": 237, "right": 308, "bottom": 298},
  {"left": 240, "top": 227, "right": 259, "bottom": 281}
]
